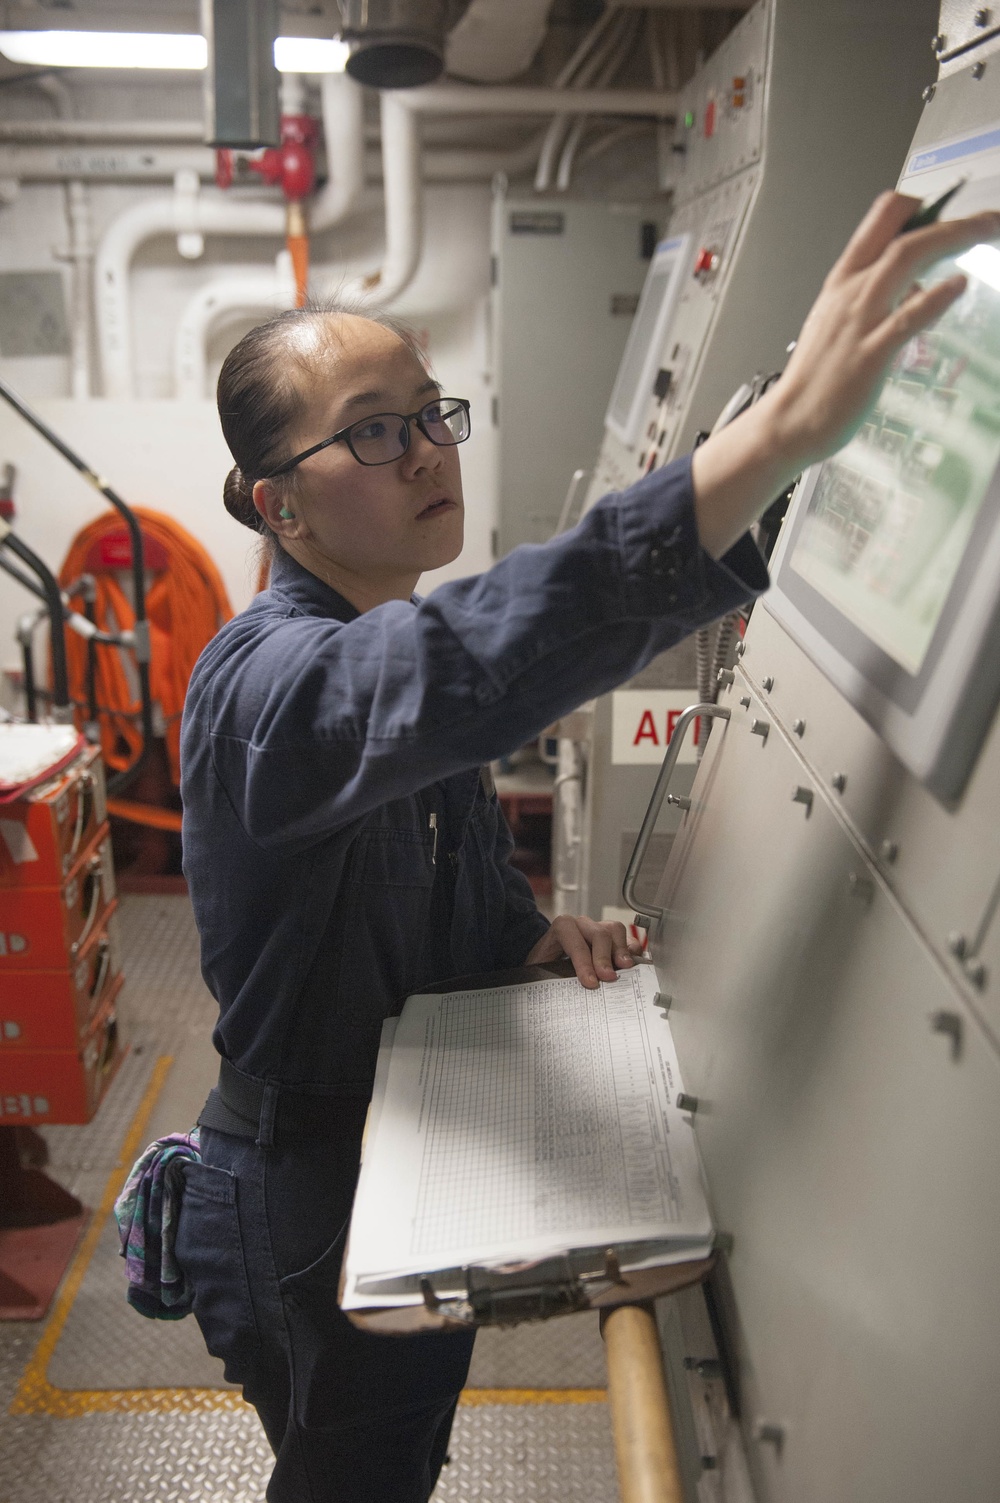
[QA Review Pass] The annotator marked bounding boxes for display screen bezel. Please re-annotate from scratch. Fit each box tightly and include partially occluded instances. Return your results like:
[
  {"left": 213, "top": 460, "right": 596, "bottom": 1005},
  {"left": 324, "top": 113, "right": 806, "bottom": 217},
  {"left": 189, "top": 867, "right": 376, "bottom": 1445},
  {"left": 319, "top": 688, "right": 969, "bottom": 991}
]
[{"left": 774, "top": 456, "right": 1000, "bottom": 716}]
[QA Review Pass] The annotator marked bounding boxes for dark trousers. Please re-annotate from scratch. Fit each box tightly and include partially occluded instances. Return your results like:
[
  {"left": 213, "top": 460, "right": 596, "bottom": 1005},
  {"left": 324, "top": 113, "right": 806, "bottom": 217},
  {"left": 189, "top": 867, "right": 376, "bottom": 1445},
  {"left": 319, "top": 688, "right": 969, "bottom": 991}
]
[{"left": 175, "top": 1124, "right": 475, "bottom": 1502}]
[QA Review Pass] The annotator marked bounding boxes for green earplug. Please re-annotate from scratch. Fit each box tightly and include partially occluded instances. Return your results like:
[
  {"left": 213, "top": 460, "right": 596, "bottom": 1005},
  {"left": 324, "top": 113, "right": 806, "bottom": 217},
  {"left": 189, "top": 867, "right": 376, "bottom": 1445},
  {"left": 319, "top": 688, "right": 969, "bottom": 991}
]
[{"left": 280, "top": 507, "right": 294, "bottom": 520}]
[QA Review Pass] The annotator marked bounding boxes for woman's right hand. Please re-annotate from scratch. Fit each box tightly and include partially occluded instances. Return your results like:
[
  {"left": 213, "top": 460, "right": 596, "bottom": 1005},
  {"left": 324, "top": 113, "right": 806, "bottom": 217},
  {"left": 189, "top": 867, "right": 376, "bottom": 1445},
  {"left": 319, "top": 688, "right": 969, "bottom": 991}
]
[{"left": 692, "top": 192, "right": 1000, "bottom": 560}]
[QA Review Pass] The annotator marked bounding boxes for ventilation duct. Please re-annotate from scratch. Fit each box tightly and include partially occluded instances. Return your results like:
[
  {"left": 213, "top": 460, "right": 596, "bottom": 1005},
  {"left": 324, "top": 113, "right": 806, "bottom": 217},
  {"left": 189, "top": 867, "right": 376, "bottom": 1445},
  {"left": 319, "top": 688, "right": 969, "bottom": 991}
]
[{"left": 338, "top": 0, "right": 471, "bottom": 89}]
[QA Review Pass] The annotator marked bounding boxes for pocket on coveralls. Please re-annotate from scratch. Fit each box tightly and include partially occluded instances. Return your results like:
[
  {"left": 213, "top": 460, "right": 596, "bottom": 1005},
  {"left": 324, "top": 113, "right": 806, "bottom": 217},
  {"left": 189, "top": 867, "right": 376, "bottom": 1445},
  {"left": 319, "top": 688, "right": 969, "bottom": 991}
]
[{"left": 174, "top": 1160, "right": 260, "bottom": 1367}]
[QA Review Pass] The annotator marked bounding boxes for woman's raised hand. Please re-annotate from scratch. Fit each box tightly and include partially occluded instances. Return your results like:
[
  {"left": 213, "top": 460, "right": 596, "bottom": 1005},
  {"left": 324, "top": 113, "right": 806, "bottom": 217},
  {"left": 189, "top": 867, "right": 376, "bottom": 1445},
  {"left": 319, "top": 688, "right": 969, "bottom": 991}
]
[
  {"left": 525, "top": 914, "right": 645, "bottom": 990},
  {"left": 692, "top": 192, "right": 1000, "bottom": 559}
]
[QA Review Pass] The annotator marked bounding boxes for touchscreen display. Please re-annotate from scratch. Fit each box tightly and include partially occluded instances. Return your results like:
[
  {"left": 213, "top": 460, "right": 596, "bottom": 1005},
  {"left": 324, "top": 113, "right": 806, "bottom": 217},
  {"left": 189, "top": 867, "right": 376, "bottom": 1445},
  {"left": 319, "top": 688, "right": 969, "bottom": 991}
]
[{"left": 789, "top": 240, "right": 1000, "bottom": 674}]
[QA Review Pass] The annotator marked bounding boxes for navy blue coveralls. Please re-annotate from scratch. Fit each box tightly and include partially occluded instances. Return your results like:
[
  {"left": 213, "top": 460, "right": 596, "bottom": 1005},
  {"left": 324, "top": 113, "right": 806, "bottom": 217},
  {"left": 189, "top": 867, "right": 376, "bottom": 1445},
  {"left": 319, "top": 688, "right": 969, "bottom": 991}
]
[{"left": 176, "top": 455, "right": 767, "bottom": 1503}]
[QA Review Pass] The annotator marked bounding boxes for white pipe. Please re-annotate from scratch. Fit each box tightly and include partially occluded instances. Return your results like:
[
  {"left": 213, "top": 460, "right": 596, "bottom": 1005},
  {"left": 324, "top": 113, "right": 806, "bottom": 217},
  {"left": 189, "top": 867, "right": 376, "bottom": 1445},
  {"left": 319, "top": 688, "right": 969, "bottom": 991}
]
[
  {"left": 0, "top": 119, "right": 204, "bottom": 143},
  {"left": 349, "top": 91, "right": 422, "bottom": 309},
  {"left": 66, "top": 181, "right": 93, "bottom": 398},
  {"left": 0, "top": 144, "right": 218, "bottom": 180},
  {"left": 96, "top": 174, "right": 286, "bottom": 398},
  {"left": 174, "top": 250, "right": 297, "bottom": 399},
  {"left": 555, "top": 12, "right": 641, "bottom": 192},
  {"left": 310, "top": 71, "right": 365, "bottom": 232},
  {"left": 391, "top": 84, "right": 677, "bottom": 118}
]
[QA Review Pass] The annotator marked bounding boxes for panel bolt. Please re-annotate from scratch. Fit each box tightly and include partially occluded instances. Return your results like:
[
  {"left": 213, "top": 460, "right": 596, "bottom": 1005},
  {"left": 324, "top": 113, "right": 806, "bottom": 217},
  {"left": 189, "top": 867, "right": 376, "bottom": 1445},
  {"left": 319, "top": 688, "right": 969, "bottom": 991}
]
[
  {"left": 717, "top": 668, "right": 735, "bottom": 687},
  {"left": 761, "top": 675, "right": 774, "bottom": 691},
  {"left": 973, "top": 60, "right": 987, "bottom": 77},
  {"left": 922, "top": 83, "right": 936, "bottom": 102},
  {"left": 739, "top": 694, "right": 751, "bottom": 708},
  {"left": 676, "top": 1092, "right": 699, "bottom": 1114},
  {"left": 653, "top": 991, "right": 672, "bottom": 1012},
  {"left": 792, "top": 718, "right": 806, "bottom": 735},
  {"left": 931, "top": 1010, "right": 963, "bottom": 1059},
  {"left": 880, "top": 840, "right": 899, "bottom": 863},
  {"left": 735, "top": 640, "right": 746, "bottom": 656},
  {"left": 965, "top": 959, "right": 988, "bottom": 988},
  {"left": 848, "top": 872, "right": 874, "bottom": 903},
  {"left": 831, "top": 772, "right": 847, "bottom": 792},
  {"left": 753, "top": 1420, "right": 785, "bottom": 1452},
  {"left": 932, "top": 33, "right": 946, "bottom": 51},
  {"left": 975, "top": 8, "right": 990, "bottom": 26},
  {"left": 791, "top": 786, "right": 813, "bottom": 815},
  {"left": 666, "top": 793, "right": 692, "bottom": 811},
  {"left": 948, "top": 932, "right": 968, "bottom": 960},
  {"left": 750, "top": 718, "right": 770, "bottom": 743}
]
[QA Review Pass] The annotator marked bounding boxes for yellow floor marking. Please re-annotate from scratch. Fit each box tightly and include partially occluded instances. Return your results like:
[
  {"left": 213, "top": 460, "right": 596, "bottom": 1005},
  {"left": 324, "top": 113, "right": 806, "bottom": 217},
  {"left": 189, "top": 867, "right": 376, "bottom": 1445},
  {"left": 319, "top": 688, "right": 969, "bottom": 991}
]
[{"left": 10, "top": 1053, "right": 607, "bottom": 1417}]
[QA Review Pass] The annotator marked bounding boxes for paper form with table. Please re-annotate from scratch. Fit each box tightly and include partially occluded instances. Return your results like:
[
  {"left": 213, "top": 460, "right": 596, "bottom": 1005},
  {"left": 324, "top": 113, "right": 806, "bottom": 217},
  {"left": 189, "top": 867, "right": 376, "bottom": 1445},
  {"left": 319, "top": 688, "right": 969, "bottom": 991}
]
[{"left": 341, "top": 965, "right": 715, "bottom": 1320}]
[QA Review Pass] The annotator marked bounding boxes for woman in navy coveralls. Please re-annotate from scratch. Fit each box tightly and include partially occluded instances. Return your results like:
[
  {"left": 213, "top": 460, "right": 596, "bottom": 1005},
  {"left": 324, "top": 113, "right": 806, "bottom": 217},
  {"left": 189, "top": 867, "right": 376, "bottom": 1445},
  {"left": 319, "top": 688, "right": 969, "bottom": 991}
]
[{"left": 176, "top": 195, "right": 996, "bottom": 1502}]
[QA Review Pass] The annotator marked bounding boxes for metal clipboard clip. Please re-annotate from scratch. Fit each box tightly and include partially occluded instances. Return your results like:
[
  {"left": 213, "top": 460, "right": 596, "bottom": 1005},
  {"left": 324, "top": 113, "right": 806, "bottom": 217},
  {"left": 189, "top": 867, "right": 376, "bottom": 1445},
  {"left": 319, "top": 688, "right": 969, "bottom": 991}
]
[{"left": 419, "top": 1248, "right": 630, "bottom": 1327}]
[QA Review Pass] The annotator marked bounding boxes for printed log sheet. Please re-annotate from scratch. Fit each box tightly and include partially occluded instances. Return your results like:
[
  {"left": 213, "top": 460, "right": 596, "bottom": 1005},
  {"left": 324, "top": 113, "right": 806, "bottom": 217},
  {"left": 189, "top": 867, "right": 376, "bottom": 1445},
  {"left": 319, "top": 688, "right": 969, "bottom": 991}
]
[{"left": 342, "top": 966, "right": 713, "bottom": 1306}]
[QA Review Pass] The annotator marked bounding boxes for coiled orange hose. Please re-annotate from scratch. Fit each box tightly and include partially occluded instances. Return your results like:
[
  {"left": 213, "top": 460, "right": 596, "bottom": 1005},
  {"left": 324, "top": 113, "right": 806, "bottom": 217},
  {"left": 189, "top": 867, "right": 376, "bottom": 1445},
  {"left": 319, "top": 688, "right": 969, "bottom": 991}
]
[{"left": 58, "top": 509, "right": 233, "bottom": 787}]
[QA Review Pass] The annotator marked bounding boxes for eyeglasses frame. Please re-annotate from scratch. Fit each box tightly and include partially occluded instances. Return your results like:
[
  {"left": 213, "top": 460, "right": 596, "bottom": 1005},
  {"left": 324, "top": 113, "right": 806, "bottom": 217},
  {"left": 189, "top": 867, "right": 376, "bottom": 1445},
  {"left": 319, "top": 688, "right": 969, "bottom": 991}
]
[{"left": 262, "top": 397, "right": 471, "bottom": 478}]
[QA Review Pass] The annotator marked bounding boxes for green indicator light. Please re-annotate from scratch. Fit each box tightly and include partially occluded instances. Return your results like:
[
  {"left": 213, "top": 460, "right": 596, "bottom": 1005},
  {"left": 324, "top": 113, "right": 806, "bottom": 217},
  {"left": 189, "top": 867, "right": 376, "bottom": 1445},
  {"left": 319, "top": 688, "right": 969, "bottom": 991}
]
[{"left": 684, "top": 110, "right": 695, "bottom": 129}]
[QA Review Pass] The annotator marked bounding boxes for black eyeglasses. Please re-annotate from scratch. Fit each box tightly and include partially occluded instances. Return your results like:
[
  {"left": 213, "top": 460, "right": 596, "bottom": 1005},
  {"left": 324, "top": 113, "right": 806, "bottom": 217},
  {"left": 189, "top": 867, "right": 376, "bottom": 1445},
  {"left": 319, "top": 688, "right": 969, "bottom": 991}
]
[{"left": 264, "top": 397, "right": 471, "bottom": 476}]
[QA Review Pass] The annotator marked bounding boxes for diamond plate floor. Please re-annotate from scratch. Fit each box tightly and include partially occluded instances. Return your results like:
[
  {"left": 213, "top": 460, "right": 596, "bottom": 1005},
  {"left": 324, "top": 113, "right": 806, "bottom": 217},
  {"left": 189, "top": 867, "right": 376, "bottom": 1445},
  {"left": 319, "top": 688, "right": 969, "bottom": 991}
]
[{"left": 1, "top": 895, "right": 617, "bottom": 1503}]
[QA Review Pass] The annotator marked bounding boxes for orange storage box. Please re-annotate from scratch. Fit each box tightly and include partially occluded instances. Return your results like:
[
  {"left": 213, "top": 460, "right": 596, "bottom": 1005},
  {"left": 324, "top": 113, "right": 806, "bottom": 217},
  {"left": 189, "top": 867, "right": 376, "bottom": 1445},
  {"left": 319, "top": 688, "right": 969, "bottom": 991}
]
[
  {"left": 0, "top": 977, "right": 124, "bottom": 1125},
  {"left": 0, "top": 820, "right": 115, "bottom": 970},
  {"left": 0, "top": 744, "right": 106, "bottom": 888},
  {"left": 0, "top": 901, "right": 122, "bottom": 1050}
]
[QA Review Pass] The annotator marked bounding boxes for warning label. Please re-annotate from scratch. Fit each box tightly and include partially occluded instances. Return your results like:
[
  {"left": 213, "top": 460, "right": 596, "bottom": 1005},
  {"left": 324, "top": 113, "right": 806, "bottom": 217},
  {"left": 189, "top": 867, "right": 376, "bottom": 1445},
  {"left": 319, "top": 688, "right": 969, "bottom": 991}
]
[{"left": 611, "top": 690, "right": 701, "bottom": 765}]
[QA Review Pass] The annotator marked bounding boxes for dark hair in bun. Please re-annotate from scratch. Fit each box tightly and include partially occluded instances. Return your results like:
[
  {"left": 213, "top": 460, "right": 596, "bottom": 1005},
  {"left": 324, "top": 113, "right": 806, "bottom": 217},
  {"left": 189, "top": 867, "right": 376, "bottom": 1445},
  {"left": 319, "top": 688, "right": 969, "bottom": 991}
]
[{"left": 216, "top": 299, "right": 422, "bottom": 537}]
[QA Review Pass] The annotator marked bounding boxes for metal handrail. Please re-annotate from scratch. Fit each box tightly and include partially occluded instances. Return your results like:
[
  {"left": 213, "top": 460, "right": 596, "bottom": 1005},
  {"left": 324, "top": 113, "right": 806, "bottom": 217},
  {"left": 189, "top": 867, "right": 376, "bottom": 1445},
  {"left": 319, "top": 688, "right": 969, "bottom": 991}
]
[{"left": 622, "top": 702, "right": 731, "bottom": 922}]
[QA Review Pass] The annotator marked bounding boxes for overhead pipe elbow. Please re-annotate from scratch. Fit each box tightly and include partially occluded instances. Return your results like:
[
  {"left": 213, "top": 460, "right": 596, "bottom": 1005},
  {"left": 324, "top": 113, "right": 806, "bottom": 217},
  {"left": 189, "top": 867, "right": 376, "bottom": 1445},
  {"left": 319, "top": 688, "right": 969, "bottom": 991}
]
[
  {"left": 348, "top": 91, "right": 422, "bottom": 309},
  {"left": 310, "top": 71, "right": 365, "bottom": 233},
  {"left": 96, "top": 175, "right": 285, "bottom": 398},
  {"left": 174, "top": 251, "right": 297, "bottom": 400}
]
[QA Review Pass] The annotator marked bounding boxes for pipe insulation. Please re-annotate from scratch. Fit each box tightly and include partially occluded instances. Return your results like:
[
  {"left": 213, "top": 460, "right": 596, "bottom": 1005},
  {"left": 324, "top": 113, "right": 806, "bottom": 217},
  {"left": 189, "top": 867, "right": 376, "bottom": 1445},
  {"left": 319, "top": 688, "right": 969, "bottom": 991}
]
[
  {"left": 445, "top": 0, "right": 555, "bottom": 83},
  {"left": 174, "top": 250, "right": 297, "bottom": 399}
]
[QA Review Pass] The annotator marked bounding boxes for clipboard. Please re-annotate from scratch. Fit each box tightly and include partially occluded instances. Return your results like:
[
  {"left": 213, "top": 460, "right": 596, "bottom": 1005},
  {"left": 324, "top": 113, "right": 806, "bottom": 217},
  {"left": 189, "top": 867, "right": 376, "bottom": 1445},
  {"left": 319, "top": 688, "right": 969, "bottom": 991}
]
[{"left": 339, "top": 961, "right": 717, "bottom": 1333}]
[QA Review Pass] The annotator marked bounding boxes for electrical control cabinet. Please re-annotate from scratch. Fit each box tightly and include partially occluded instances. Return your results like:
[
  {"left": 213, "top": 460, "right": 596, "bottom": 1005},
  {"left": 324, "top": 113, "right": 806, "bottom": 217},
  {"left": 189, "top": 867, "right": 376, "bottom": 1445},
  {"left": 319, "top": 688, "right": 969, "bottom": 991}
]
[
  {"left": 622, "top": 23, "right": 1000, "bottom": 1499},
  {"left": 576, "top": 0, "right": 938, "bottom": 923}
]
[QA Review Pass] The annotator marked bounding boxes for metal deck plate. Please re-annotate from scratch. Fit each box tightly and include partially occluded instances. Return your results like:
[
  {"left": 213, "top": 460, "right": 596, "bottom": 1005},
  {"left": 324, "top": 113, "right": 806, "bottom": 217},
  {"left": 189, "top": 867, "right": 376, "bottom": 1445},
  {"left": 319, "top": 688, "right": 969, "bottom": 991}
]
[{"left": 1, "top": 896, "right": 617, "bottom": 1501}]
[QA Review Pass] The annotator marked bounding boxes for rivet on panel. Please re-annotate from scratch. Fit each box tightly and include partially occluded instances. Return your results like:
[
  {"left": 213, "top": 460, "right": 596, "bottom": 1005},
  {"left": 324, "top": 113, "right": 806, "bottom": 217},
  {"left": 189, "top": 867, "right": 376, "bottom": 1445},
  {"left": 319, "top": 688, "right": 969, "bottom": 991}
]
[
  {"left": 931, "top": 1010, "right": 963, "bottom": 1059},
  {"left": 653, "top": 991, "right": 672, "bottom": 1013},
  {"left": 735, "top": 640, "right": 745, "bottom": 657},
  {"left": 791, "top": 786, "right": 813, "bottom": 815},
  {"left": 932, "top": 33, "right": 946, "bottom": 51},
  {"left": 965, "top": 959, "right": 988, "bottom": 988},
  {"left": 792, "top": 718, "right": 806, "bottom": 736},
  {"left": 948, "top": 931, "right": 968, "bottom": 960},
  {"left": 750, "top": 719, "right": 769, "bottom": 743},
  {"left": 922, "top": 83, "right": 936, "bottom": 102},
  {"left": 739, "top": 694, "right": 751, "bottom": 708},
  {"left": 847, "top": 872, "right": 874, "bottom": 903},
  {"left": 761, "top": 675, "right": 774, "bottom": 691},
  {"left": 973, "top": 60, "right": 987, "bottom": 78},
  {"left": 717, "top": 668, "right": 735, "bottom": 687},
  {"left": 831, "top": 772, "right": 847, "bottom": 793},
  {"left": 975, "top": 7, "right": 991, "bottom": 25},
  {"left": 676, "top": 1092, "right": 699, "bottom": 1114},
  {"left": 880, "top": 840, "right": 899, "bottom": 863},
  {"left": 666, "top": 793, "right": 692, "bottom": 811},
  {"left": 753, "top": 1420, "right": 785, "bottom": 1453}
]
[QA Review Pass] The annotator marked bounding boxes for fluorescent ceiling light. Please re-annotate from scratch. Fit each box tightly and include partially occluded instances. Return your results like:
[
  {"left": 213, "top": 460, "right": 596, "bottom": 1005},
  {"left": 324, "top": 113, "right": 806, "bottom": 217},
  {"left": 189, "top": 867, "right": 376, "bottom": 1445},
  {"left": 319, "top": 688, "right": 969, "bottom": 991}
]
[
  {"left": 956, "top": 242, "right": 1000, "bottom": 294},
  {"left": 273, "top": 36, "right": 349, "bottom": 73},
  {"left": 0, "top": 30, "right": 349, "bottom": 73}
]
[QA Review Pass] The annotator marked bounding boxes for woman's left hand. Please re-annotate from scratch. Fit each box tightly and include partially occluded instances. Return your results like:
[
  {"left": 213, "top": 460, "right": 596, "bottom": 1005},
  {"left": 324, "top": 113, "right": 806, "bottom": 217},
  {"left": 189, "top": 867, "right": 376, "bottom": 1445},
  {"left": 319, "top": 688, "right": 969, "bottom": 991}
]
[{"left": 525, "top": 914, "right": 644, "bottom": 989}]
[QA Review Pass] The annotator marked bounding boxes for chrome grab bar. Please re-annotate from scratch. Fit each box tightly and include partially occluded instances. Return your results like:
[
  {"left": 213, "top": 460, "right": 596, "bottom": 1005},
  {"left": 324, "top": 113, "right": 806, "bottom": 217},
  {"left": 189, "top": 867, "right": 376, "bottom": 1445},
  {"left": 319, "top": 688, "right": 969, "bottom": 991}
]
[{"left": 621, "top": 702, "right": 731, "bottom": 924}]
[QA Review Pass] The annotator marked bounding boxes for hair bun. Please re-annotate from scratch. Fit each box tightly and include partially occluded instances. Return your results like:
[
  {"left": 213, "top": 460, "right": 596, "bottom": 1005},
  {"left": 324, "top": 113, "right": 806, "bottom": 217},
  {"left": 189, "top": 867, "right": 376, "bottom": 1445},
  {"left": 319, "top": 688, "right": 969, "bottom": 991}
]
[{"left": 223, "top": 465, "right": 264, "bottom": 532}]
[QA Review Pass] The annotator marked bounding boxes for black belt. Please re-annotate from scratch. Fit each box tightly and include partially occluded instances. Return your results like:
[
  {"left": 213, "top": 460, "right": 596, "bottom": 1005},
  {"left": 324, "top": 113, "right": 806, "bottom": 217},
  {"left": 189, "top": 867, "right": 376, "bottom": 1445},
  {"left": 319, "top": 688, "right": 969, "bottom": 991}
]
[{"left": 198, "top": 1056, "right": 371, "bottom": 1146}]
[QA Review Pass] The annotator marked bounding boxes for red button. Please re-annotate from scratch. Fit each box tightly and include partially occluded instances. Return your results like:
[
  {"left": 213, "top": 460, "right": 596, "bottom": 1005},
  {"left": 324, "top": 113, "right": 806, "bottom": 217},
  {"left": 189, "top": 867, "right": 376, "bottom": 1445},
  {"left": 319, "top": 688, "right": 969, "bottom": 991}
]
[
  {"left": 694, "top": 248, "right": 716, "bottom": 276},
  {"left": 704, "top": 99, "right": 716, "bottom": 138}
]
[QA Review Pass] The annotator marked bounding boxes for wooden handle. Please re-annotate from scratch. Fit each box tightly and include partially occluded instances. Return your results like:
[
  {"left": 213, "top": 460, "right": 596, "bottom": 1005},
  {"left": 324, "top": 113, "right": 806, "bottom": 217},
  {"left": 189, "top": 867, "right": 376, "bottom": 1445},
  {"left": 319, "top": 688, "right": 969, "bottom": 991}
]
[{"left": 603, "top": 1302, "right": 685, "bottom": 1503}]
